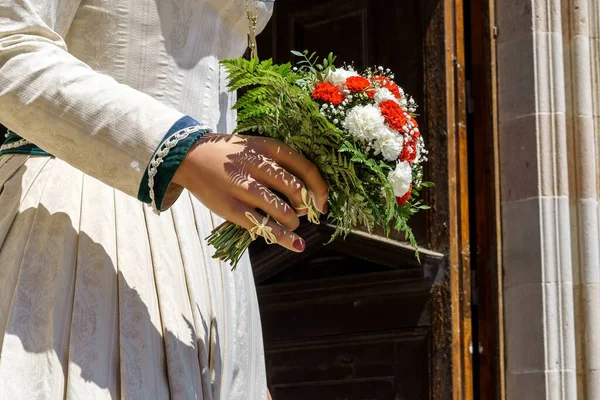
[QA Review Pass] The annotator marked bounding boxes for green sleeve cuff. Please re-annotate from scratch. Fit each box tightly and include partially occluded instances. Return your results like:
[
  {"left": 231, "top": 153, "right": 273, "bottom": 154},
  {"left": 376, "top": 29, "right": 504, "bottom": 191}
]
[{"left": 138, "top": 116, "right": 211, "bottom": 211}]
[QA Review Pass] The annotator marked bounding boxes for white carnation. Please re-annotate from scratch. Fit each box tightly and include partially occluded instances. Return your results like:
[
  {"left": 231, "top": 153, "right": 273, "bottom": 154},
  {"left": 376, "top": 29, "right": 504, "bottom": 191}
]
[
  {"left": 373, "top": 128, "right": 404, "bottom": 161},
  {"left": 388, "top": 161, "right": 412, "bottom": 197},
  {"left": 327, "top": 67, "right": 358, "bottom": 89},
  {"left": 374, "top": 88, "right": 397, "bottom": 104},
  {"left": 343, "top": 104, "right": 386, "bottom": 142}
]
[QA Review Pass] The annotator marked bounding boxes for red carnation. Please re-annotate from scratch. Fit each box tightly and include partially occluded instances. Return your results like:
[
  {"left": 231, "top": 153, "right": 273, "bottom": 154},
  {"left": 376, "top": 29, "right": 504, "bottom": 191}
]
[
  {"left": 379, "top": 100, "right": 409, "bottom": 132},
  {"left": 312, "top": 82, "right": 345, "bottom": 105},
  {"left": 385, "top": 83, "right": 402, "bottom": 99},
  {"left": 396, "top": 185, "right": 412, "bottom": 206},
  {"left": 346, "top": 76, "right": 371, "bottom": 93},
  {"left": 400, "top": 137, "right": 418, "bottom": 163},
  {"left": 373, "top": 75, "right": 402, "bottom": 99}
]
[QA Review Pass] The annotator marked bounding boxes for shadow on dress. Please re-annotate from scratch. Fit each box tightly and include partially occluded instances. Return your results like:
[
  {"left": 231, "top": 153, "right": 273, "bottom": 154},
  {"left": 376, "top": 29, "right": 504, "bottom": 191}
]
[
  {"left": 155, "top": 0, "right": 212, "bottom": 70},
  {"left": 0, "top": 161, "right": 221, "bottom": 399}
]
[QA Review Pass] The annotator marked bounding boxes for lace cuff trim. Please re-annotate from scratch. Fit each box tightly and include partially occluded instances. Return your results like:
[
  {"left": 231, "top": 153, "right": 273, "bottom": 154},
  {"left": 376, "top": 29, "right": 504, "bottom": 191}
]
[
  {"left": 148, "top": 124, "right": 210, "bottom": 212},
  {"left": 0, "top": 138, "right": 30, "bottom": 152}
]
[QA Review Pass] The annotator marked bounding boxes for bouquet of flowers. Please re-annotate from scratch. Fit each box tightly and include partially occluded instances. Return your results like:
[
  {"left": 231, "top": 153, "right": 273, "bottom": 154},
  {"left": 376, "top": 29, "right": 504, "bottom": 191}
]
[{"left": 208, "top": 51, "right": 432, "bottom": 268}]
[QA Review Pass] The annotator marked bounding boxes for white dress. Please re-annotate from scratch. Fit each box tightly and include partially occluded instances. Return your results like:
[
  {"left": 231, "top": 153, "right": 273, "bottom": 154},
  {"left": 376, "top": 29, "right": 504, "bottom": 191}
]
[{"left": 0, "top": 1, "right": 273, "bottom": 399}]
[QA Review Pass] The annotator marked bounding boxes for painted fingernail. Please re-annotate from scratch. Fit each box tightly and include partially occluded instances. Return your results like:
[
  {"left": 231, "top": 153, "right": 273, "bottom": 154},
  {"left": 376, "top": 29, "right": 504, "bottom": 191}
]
[
  {"left": 293, "top": 238, "right": 306, "bottom": 251},
  {"left": 322, "top": 203, "right": 328, "bottom": 214}
]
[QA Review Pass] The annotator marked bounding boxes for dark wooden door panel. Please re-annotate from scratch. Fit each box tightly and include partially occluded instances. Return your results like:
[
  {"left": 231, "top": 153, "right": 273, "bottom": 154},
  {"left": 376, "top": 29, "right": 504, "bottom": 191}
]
[
  {"left": 258, "top": 268, "right": 432, "bottom": 342},
  {"left": 273, "top": 380, "right": 396, "bottom": 400},
  {"left": 268, "top": 339, "right": 397, "bottom": 383},
  {"left": 268, "top": 333, "right": 430, "bottom": 400},
  {"left": 285, "top": 0, "right": 373, "bottom": 69},
  {"left": 255, "top": 240, "right": 444, "bottom": 399}
]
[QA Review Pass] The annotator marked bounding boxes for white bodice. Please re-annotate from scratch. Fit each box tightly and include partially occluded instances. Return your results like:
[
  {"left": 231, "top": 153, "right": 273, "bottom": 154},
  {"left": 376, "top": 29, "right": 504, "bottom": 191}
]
[{"left": 66, "top": 0, "right": 273, "bottom": 128}]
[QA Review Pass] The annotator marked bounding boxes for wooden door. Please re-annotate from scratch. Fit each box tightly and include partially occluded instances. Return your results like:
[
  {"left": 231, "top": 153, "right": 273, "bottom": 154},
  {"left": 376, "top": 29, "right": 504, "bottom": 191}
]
[{"left": 253, "top": 0, "right": 474, "bottom": 399}]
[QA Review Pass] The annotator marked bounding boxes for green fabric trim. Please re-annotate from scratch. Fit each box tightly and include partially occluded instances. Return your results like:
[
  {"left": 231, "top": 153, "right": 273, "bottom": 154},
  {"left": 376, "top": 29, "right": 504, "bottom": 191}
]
[
  {"left": 137, "top": 116, "right": 210, "bottom": 210},
  {"left": 0, "top": 131, "right": 52, "bottom": 157}
]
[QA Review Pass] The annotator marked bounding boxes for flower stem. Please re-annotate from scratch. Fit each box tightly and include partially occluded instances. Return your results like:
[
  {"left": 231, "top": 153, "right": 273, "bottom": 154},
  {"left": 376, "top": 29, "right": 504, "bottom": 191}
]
[{"left": 207, "top": 221, "right": 253, "bottom": 270}]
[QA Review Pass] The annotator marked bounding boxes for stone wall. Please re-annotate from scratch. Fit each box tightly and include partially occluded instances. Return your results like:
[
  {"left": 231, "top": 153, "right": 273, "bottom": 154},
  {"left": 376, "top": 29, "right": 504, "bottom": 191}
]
[{"left": 497, "top": 0, "right": 599, "bottom": 398}]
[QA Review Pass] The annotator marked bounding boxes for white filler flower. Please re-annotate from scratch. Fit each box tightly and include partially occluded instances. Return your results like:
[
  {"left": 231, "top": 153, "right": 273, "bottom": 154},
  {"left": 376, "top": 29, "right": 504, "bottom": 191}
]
[
  {"left": 343, "top": 104, "right": 386, "bottom": 142},
  {"left": 388, "top": 161, "right": 412, "bottom": 197}
]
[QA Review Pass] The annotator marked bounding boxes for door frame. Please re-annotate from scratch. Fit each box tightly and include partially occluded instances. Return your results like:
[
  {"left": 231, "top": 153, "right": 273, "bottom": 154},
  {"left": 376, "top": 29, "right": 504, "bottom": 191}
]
[
  {"left": 422, "top": 0, "right": 473, "bottom": 397},
  {"left": 427, "top": 0, "right": 504, "bottom": 398},
  {"left": 445, "top": 0, "right": 473, "bottom": 398},
  {"left": 436, "top": 0, "right": 505, "bottom": 398},
  {"left": 466, "top": 0, "right": 505, "bottom": 398}
]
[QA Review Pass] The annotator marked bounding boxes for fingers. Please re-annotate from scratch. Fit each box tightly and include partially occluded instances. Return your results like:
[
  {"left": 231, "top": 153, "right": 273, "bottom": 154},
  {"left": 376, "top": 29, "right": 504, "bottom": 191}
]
[
  {"left": 235, "top": 178, "right": 301, "bottom": 231},
  {"left": 225, "top": 199, "right": 306, "bottom": 253},
  {"left": 262, "top": 140, "right": 329, "bottom": 214},
  {"left": 246, "top": 155, "right": 309, "bottom": 216}
]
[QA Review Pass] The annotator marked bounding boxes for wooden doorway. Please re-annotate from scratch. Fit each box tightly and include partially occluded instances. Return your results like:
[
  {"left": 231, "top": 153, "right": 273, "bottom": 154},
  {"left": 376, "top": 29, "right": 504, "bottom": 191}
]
[{"left": 251, "top": 0, "right": 502, "bottom": 399}]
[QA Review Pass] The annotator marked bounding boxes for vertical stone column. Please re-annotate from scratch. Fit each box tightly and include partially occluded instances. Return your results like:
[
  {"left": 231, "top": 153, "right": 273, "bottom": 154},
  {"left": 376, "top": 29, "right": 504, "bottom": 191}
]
[
  {"left": 498, "top": 0, "right": 600, "bottom": 398},
  {"left": 497, "top": 0, "right": 578, "bottom": 398},
  {"left": 564, "top": 0, "right": 600, "bottom": 398}
]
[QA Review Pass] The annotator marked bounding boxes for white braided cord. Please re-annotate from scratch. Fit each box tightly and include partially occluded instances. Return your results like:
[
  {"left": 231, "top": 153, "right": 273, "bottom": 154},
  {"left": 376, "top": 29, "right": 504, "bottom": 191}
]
[
  {"left": 0, "top": 138, "right": 30, "bottom": 152},
  {"left": 148, "top": 124, "right": 210, "bottom": 213}
]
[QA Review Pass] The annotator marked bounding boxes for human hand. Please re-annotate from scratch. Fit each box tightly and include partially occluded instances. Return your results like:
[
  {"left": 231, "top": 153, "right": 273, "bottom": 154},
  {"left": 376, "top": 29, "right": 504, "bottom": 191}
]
[{"left": 173, "top": 134, "right": 329, "bottom": 252}]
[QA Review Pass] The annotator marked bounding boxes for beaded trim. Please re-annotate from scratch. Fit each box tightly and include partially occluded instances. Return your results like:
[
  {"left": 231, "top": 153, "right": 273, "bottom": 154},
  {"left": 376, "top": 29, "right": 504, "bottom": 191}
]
[
  {"left": 0, "top": 138, "right": 30, "bottom": 152},
  {"left": 148, "top": 125, "right": 210, "bottom": 213}
]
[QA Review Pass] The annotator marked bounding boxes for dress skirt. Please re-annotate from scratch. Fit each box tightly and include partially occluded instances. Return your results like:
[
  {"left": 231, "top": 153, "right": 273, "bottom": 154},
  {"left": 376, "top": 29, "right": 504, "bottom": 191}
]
[{"left": 0, "top": 153, "right": 267, "bottom": 400}]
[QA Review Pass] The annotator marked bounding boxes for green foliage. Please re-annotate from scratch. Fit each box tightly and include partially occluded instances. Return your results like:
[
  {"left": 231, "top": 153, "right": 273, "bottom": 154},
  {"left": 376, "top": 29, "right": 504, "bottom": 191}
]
[{"left": 291, "top": 50, "right": 337, "bottom": 81}]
